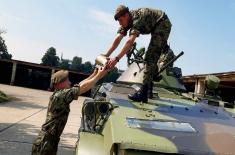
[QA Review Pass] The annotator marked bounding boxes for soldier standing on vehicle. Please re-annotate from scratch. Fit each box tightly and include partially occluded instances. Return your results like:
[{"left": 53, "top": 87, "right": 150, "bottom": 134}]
[
  {"left": 147, "top": 44, "right": 175, "bottom": 99},
  {"left": 31, "top": 67, "right": 108, "bottom": 155},
  {"left": 104, "top": 5, "right": 172, "bottom": 103},
  {"left": 157, "top": 44, "right": 175, "bottom": 69}
]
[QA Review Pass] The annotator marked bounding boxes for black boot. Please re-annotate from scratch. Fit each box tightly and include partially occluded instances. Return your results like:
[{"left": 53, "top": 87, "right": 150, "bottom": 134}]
[
  {"left": 148, "top": 82, "right": 153, "bottom": 99},
  {"left": 128, "top": 84, "right": 148, "bottom": 103}
]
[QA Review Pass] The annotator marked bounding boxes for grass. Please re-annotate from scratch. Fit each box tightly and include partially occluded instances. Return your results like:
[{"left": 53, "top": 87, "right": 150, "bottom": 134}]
[{"left": 0, "top": 90, "right": 9, "bottom": 103}]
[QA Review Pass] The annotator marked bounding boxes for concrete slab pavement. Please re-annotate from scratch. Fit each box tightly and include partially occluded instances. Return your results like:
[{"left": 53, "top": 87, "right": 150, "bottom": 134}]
[{"left": 0, "top": 84, "right": 85, "bottom": 155}]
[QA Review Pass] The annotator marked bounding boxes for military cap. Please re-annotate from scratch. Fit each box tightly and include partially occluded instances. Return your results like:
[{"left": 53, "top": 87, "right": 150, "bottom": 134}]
[
  {"left": 114, "top": 5, "right": 129, "bottom": 20},
  {"left": 51, "top": 70, "right": 69, "bottom": 85}
]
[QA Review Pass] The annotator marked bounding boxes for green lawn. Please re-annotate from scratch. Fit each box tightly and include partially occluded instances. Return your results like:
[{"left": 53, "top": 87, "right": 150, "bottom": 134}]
[{"left": 0, "top": 90, "right": 9, "bottom": 103}]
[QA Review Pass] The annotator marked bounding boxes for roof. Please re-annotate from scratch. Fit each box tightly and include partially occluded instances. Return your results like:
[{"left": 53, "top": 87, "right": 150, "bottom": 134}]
[
  {"left": 183, "top": 71, "right": 235, "bottom": 87},
  {"left": 0, "top": 58, "right": 89, "bottom": 75}
]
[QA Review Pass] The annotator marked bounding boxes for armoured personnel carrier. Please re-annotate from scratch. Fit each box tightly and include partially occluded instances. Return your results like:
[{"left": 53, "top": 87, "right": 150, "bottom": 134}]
[{"left": 75, "top": 43, "right": 235, "bottom": 155}]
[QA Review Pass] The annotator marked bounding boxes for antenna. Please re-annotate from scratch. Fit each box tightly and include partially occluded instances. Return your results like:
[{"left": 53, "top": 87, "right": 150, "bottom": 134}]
[{"left": 61, "top": 53, "right": 63, "bottom": 62}]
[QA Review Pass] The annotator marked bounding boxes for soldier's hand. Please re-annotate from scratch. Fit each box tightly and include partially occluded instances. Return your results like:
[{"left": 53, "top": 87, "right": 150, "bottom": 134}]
[
  {"left": 97, "top": 65, "right": 109, "bottom": 79},
  {"left": 107, "top": 57, "right": 118, "bottom": 69},
  {"left": 93, "top": 67, "right": 98, "bottom": 74}
]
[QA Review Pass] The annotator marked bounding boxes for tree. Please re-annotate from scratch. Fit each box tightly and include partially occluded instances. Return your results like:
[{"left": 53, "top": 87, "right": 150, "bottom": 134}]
[
  {"left": 41, "top": 47, "right": 59, "bottom": 67},
  {"left": 59, "top": 59, "right": 70, "bottom": 70},
  {"left": 0, "top": 30, "right": 12, "bottom": 59},
  {"left": 81, "top": 61, "right": 93, "bottom": 74},
  {"left": 99, "top": 67, "right": 120, "bottom": 83},
  {"left": 70, "top": 56, "right": 82, "bottom": 71}
]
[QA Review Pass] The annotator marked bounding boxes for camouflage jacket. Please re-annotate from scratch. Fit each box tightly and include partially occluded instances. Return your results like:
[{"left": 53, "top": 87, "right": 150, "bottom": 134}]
[
  {"left": 41, "top": 86, "right": 80, "bottom": 137},
  {"left": 117, "top": 8, "right": 164, "bottom": 37}
]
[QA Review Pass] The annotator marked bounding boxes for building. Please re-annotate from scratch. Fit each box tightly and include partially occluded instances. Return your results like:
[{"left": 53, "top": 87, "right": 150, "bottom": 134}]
[
  {"left": 0, "top": 59, "right": 89, "bottom": 94},
  {"left": 183, "top": 71, "right": 235, "bottom": 103}
]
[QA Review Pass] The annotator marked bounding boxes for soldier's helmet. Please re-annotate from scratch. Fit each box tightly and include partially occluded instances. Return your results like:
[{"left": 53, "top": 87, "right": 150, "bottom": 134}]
[
  {"left": 205, "top": 75, "right": 220, "bottom": 90},
  {"left": 114, "top": 5, "right": 129, "bottom": 20},
  {"left": 51, "top": 70, "right": 69, "bottom": 85}
]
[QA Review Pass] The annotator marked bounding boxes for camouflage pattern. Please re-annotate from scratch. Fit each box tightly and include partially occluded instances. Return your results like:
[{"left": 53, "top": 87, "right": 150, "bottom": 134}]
[
  {"left": 158, "top": 46, "right": 175, "bottom": 68},
  {"left": 32, "top": 86, "right": 80, "bottom": 155},
  {"left": 143, "top": 14, "right": 171, "bottom": 84},
  {"left": 152, "top": 46, "right": 175, "bottom": 81},
  {"left": 117, "top": 8, "right": 172, "bottom": 85},
  {"left": 117, "top": 8, "right": 165, "bottom": 36}
]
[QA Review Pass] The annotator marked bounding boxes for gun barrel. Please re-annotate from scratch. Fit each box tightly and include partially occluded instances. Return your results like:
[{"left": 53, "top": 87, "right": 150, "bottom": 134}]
[{"left": 157, "top": 51, "right": 184, "bottom": 75}]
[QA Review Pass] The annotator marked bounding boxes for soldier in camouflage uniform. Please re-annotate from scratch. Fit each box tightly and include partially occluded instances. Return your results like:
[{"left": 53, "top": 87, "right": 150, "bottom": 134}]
[
  {"left": 148, "top": 44, "right": 175, "bottom": 99},
  {"left": 105, "top": 5, "right": 172, "bottom": 102},
  {"left": 157, "top": 44, "right": 175, "bottom": 69},
  {"left": 31, "top": 68, "right": 107, "bottom": 155}
]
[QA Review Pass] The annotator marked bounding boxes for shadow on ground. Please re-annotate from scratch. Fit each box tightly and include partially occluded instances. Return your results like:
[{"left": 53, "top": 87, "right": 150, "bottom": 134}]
[
  {"left": 0, "top": 123, "right": 75, "bottom": 155},
  {"left": 0, "top": 101, "right": 46, "bottom": 110}
]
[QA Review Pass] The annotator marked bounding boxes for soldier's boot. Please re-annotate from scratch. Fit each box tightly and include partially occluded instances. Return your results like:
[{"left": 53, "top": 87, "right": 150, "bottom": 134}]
[
  {"left": 128, "top": 84, "right": 148, "bottom": 103},
  {"left": 148, "top": 82, "right": 153, "bottom": 99}
]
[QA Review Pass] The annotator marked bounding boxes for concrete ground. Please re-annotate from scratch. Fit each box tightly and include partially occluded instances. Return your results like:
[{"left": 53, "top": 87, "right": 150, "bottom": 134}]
[{"left": 0, "top": 84, "right": 85, "bottom": 155}]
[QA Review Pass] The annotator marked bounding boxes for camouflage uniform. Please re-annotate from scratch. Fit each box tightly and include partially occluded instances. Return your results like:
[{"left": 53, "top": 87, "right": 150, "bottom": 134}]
[
  {"left": 31, "top": 86, "right": 80, "bottom": 155},
  {"left": 151, "top": 46, "right": 175, "bottom": 82},
  {"left": 158, "top": 47, "right": 175, "bottom": 68},
  {"left": 118, "top": 8, "right": 172, "bottom": 85}
]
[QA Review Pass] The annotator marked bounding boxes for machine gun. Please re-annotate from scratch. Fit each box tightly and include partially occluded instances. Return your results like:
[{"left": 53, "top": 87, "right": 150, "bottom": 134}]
[
  {"left": 126, "top": 42, "right": 184, "bottom": 74},
  {"left": 157, "top": 51, "right": 184, "bottom": 76},
  {"left": 126, "top": 42, "right": 145, "bottom": 68}
]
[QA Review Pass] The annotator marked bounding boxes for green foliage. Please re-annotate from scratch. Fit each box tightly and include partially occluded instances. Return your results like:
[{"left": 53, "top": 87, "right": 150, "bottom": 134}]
[
  {"left": 41, "top": 47, "right": 120, "bottom": 83},
  {"left": 99, "top": 67, "right": 120, "bottom": 83},
  {"left": 71, "top": 56, "right": 82, "bottom": 71},
  {"left": 59, "top": 59, "right": 70, "bottom": 70},
  {"left": 0, "top": 32, "right": 12, "bottom": 59},
  {"left": 81, "top": 61, "right": 94, "bottom": 74},
  {"left": 41, "top": 47, "right": 60, "bottom": 67}
]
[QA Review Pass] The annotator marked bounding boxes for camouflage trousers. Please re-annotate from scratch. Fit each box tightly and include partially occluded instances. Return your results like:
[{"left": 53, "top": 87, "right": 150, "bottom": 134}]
[
  {"left": 31, "top": 131, "right": 60, "bottom": 155},
  {"left": 143, "top": 15, "right": 172, "bottom": 84}
]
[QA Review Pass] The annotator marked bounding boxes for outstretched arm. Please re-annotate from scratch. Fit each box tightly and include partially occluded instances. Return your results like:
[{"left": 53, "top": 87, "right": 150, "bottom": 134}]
[
  {"left": 104, "top": 34, "right": 124, "bottom": 57},
  {"left": 78, "top": 67, "right": 108, "bottom": 95},
  {"left": 81, "top": 68, "right": 98, "bottom": 82},
  {"left": 107, "top": 34, "right": 137, "bottom": 69}
]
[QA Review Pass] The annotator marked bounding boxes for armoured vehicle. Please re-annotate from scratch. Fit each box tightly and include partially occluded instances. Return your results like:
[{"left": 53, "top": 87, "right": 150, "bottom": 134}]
[{"left": 75, "top": 43, "right": 235, "bottom": 155}]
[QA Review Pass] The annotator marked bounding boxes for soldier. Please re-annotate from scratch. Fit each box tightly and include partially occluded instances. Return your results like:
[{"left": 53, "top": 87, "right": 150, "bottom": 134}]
[
  {"left": 148, "top": 44, "right": 175, "bottom": 99},
  {"left": 157, "top": 44, "right": 175, "bottom": 69},
  {"left": 31, "top": 67, "right": 108, "bottom": 155},
  {"left": 104, "top": 5, "right": 172, "bottom": 103}
]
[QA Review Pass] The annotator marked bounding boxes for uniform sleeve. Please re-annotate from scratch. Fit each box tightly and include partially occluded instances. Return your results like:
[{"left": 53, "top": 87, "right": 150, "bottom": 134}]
[
  {"left": 129, "top": 19, "right": 142, "bottom": 37},
  {"left": 117, "top": 27, "right": 127, "bottom": 36},
  {"left": 64, "top": 86, "right": 80, "bottom": 104}
]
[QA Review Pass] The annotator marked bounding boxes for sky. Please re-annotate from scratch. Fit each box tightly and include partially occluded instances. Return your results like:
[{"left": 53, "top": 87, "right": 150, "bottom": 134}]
[{"left": 0, "top": 0, "right": 234, "bottom": 75}]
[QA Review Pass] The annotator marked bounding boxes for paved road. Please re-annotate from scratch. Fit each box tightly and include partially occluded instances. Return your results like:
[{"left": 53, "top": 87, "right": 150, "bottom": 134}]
[{"left": 0, "top": 84, "right": 85, "bottom": 155}]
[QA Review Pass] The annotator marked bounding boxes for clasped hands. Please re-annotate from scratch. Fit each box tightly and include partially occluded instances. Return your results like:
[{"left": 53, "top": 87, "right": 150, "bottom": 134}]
[{"left": 101, "top": 54, "right": 119, "bottom": 70}]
